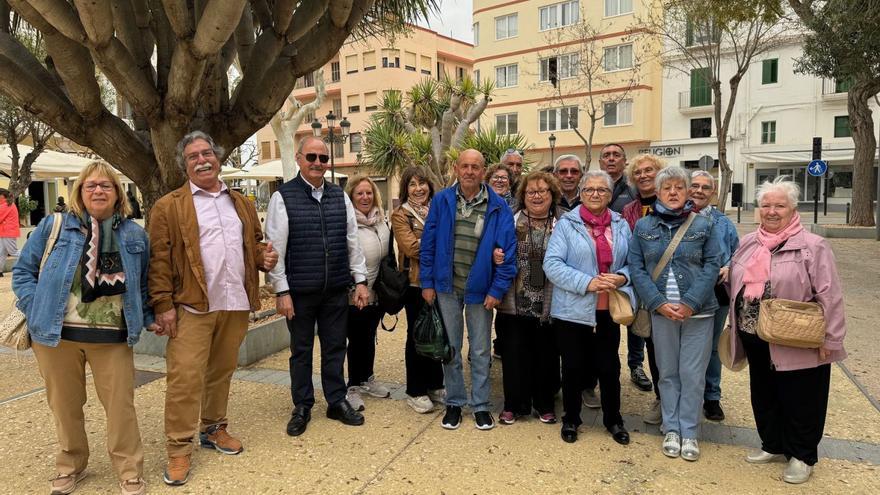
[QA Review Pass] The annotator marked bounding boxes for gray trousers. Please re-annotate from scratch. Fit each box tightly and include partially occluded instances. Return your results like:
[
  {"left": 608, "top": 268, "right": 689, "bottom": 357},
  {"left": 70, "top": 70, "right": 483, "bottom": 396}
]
[{"left": 651, "top": 313, "right": 713, "bottom": 439}]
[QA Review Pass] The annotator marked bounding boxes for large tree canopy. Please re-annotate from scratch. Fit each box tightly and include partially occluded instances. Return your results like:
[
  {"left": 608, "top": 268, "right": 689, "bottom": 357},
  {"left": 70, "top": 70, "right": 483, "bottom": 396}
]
[{"left": 0, "top": 0, "right": 436, "bottom": 206}]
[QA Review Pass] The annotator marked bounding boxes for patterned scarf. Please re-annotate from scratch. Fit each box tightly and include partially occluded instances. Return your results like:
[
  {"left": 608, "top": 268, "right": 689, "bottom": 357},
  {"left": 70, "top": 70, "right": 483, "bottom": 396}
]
[
  {"left": 355, "top": 207, "right": 381, "bottom": 227},
  {"left": 742, "top": 211, "right": 804, "bottom": 300},
  {"left": 405, "top": 199, "right": 430, "bottom": 223},
  {"left": 80, "top": 213, "right": 126, "bottom": 303},
  {"left": 580, "top": 206, "right": 613, "bottom": 273}
]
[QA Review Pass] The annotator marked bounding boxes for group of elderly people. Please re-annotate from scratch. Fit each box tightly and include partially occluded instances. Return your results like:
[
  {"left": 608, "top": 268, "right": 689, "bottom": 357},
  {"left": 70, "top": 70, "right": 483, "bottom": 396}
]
[{"left": 12, "top": 139, "right": 845, "bottom": 494}]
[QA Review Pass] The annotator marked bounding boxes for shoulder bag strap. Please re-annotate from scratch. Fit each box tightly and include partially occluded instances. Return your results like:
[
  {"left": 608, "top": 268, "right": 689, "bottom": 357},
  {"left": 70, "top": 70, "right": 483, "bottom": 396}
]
[
  {"left": 649, "top": 212, "right": 696, "bottom": 282},
  {"left": 38, "top": 213, "right": 64, "bottom": 272}
]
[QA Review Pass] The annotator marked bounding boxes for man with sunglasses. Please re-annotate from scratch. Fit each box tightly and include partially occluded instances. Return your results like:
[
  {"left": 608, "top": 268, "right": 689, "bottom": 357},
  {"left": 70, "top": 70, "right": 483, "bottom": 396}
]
[
  {"left": 501, "top": 148, "right": 525, "bottom": 193},
  {"left": 554, "top": 155, "right": 584, "bottom": 213},
  {"left": 265, "top": 136, "right": 370, "bottom": 437}
]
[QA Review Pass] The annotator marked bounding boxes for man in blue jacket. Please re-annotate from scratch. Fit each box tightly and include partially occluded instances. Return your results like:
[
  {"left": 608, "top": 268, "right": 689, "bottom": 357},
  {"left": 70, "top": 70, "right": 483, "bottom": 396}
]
[{"left": 420, "top": 149, "right": 517, "bottom": 431}]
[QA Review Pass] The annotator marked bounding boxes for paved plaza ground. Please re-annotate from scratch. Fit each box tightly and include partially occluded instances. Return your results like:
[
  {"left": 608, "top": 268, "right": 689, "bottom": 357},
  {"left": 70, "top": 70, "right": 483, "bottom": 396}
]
[{"left": 1, "top": 215, "right": 879, "bottom": 494}]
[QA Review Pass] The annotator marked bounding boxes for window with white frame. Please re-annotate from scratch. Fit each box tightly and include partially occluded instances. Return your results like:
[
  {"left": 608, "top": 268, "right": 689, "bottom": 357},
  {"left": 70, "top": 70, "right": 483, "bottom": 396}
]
[
  {"left": 539, "top": 106, "right": 578, "bottom": 132},
  {"left": 604, "top": 0, "right": 632, "bottom": 17},
  {"left": 603, "top": 99, "right": 632, "bottom": 126},
  {"left": 474, "top": 69, "right": 481, "bottom": 84},
  {"left": 603, "top": 44, "right": 633, "bottom": 71},
  {"left": 495, "top": 64, "right": 518, "bottom": 88},
  {"left": 496, "top": 113, "right": 518, "bottom": 135},
  {"left": 473, "top": 22, "right": 480, "bottom": 46},
  {"left": 539, "top": 1, "right": 579, "bottom": 31},
  {"left": 540, "top": 53, "right": 579, "bottom": 82},
  {"left": 495, "top": 14, "right": 518, "bottom": 40}
]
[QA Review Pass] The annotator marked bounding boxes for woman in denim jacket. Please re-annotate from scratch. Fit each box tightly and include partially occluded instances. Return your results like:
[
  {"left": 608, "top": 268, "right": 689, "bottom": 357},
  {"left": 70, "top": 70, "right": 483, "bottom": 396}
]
[
  {"left": 627, "top": 166, "right": 723, "bottom": 463},
  {"left": 13, "top": 161, "right": 155, "bottom": 495}
]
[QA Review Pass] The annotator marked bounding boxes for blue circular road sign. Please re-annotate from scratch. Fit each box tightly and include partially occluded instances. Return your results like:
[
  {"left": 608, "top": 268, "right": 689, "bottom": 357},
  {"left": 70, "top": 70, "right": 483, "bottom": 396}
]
[{"left": 807, "top": 160, "right": 828, "bottom": 177}]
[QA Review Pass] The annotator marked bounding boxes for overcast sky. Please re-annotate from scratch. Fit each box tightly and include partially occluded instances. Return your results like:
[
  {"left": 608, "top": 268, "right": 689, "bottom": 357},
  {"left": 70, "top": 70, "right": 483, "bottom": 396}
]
[{"left": 421, "top": 0, "right": 474, "bottom": 43}]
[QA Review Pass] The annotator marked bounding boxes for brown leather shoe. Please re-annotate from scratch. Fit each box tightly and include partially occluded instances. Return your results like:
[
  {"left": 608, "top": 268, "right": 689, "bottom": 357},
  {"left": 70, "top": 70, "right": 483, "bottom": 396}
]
[
  {"left": 50, "top": 472, "right": 87, "bottom": 495},
  {"left": 200, "top": 424, "right": 244, "bottom": 454},
  {"left": 163, "top": 455, "right": 191, "bottom": 486}
]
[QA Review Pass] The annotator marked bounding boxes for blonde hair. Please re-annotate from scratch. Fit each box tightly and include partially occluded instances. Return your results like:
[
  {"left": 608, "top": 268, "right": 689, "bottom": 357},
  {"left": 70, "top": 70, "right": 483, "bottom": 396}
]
[
  {"left": 626, "top": 154, "right": 667, "bottom": 189},
  {"left": 345, "top": 175, "right": 385, "bottom": 217},
  {"left": 69, "top": 161, "right": 132, "bottom": 218}
]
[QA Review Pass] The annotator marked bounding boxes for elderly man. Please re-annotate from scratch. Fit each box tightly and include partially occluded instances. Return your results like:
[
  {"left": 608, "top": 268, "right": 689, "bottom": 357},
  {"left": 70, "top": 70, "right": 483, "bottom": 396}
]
[
  {"left": 599, "top": 144, "right": 636, "bottom": 213},
  {"left": 421, "top": 149, "right": 517, "bottom": 431},
  {"left": 266, "top": 136, "right": 370, "bottom": 437},
  {"left": 501, "top": 148, "right": 524, "bottom": 192},
  {"left": 149, "top": 131, "right": 278, "bottom": 486},
  {"left": 554, "top": 155, "right": 584, "bottom": 213},
  {"left": 689, "top": 170, "right": 739, "bottom": 422}
]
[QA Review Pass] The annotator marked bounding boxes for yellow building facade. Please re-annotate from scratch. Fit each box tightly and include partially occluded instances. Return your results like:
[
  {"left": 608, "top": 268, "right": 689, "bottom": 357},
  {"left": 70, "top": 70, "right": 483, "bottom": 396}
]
[{"left": 472, "top": 0, "right": 662, "bottom": 168}]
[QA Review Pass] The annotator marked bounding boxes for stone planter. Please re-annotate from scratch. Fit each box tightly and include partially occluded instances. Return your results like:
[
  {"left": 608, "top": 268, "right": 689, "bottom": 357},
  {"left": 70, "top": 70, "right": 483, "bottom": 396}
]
[{"left": 809, "top": 224, "right": 876, "bottom": 239}]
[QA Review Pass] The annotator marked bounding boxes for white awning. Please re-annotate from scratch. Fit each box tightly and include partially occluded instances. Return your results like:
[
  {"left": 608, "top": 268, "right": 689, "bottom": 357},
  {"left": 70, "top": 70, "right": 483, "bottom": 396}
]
[
  {"left": 740, "top": 147, "right": 874, "bottom": 164},
  {"left": 223, "top": 159, "right": 347, "bottom": 180},
  {"left": 0, "top": 144, "right": 98, "bottom": 179}
]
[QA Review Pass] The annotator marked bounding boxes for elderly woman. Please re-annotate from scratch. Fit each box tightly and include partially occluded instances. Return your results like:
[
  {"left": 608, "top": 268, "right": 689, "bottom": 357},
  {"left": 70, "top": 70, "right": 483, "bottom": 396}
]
[
  {"left": 627, "top": 166, "right": 723, "bottom": 462},
  {"left": 344, "top": 176, "right": 392, "bottom": 411},
  {"left": 391, "top": 166, "right": 445, "bottom": 413},
  {"left": 13, "top": 161, "right": 154, "bottom": 495},
  {"left": 727, "top": 178, "right": 846, "bottom": 484},
  {"left": 544, "top": 170, "right": 634, "bottom": 445},
  {"left": 622, "top": 154, "right": 667, "bottom": 420},
  {"left": 495, "top": 171, "right": 562, "bottom": 426},
  {"left": 485, "top": 162, "right": 517, "bottom": 209},
  {"left": 688, "top": 171, "right": 740, "bottom": 422},
  {"left": 0, "top": 188, "right": 20, "bottom": 276}
]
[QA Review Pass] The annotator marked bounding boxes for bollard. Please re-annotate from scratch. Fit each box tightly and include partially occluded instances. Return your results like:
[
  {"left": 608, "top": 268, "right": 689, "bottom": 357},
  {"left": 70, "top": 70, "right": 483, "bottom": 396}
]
[{"left": 846, "top": 203, "right": 851, "bottom": 224}]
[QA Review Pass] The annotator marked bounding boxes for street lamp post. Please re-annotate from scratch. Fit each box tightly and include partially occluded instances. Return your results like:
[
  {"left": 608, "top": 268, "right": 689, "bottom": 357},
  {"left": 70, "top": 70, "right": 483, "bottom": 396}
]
[
  {"left": 548, "top": 133, "right": 557, "bottom": 167},
  {"left": 311, "top": 110, "right": 351, "bottom": 183}
]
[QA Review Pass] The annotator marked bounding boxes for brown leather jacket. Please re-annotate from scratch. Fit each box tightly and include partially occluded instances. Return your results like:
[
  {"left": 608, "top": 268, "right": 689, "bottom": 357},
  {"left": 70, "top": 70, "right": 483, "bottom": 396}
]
[
  {"left": 391, "top": 205, "right": 424, "bottom": 287},
  {"left": 148, "top": 182, "right": 267, "bottom": 314}
]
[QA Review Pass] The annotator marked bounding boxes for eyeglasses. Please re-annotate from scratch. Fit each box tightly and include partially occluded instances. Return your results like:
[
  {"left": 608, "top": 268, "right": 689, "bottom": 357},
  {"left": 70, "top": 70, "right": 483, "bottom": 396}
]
[
  {"left": 301, "top": 152, "right": 330, "bottom": 164},
  {"left": 490, "top": 175, "right": 509, "bottom": 182},
  {"left": 525, "top": 188, "right": 550, "bottom": 197},
  {"left": 633, "top": 167, "right": 656, "bottom": 178},
  {"left": 689, "top": 184, "right": 714, "bottom": 192},
  {"left": 83, "top": 182, "right": 114, "bottom": 193},
  {"left": 583, "top": 187, "right": 611, "bottom": 196},
  {"left": 185, "top": 149, "right": 216, "bottom": 162}
]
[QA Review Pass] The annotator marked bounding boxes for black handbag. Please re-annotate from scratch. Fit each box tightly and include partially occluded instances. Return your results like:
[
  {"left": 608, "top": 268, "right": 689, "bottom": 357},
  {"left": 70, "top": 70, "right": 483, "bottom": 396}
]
[
  {"left": 374, "top": 227, "right": 409, "bottom": 317},
  {"left": 413, "top": 302, "right": 452, "bottom": 363}
]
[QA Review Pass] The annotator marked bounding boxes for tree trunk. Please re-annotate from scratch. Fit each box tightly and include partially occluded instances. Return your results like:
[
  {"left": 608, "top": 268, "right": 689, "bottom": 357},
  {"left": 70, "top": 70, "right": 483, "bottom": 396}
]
[{"left": 848, "top": 83, "right": 878, "bottom": 226}]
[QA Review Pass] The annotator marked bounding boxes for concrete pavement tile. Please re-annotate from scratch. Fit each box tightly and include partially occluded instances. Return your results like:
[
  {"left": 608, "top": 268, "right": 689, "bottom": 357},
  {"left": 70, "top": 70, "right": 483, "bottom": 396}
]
[{"left": 0, "top": 352, "right": 44, "bottom": 401}]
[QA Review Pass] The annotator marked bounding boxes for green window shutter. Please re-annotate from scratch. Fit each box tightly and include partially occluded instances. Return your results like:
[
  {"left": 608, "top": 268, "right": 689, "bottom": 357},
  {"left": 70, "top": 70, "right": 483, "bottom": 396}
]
[
  {"left": 835, "top": 78, "right": 852, "bottom": 93},
  {"left": 834, "top": 116, "right": 851, "bottom": 137},
  {"left": 762, "top": 59, "right": 778, "bottom": 84},
  {"left": 690, "top": 68, "right": 711, "bottom": 106}
]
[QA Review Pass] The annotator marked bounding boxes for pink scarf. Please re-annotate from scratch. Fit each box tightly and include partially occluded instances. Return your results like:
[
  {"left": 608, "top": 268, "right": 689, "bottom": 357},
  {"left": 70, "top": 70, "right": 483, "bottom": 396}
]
[
  {"left": 742, "top": 210, "right": 803, "bottom": 300},
  {"left": 579, "top": 206, "right": 613, "bottom": 273}
]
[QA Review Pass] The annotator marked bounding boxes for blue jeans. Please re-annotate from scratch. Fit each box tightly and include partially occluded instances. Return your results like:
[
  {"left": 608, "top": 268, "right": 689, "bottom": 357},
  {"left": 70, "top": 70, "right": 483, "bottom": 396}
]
[
  {"left": 436, "top": 292, "right": 493, "bottom": 412},
  {"left": 703, "top": 305, "right": 729, "bottom": 401},
  {"left": 651, "top": 314, "right": 713, "bottom": 439}
]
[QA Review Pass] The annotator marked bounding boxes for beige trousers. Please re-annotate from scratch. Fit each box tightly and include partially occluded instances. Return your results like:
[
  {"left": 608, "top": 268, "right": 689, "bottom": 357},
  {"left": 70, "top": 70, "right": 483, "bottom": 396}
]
[
  {"left": 32, "top": 340, "right": 144, "bottom": 481},
  {"left": 164, "top": 309, "right": 249, "bottom": 457}
]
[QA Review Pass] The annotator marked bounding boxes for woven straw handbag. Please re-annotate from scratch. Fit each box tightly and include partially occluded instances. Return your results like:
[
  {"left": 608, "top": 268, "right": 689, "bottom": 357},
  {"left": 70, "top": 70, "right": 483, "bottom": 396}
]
[
  {"left": 757, "top": 298, "right": 826, "bottom": 349},
  {"left": 0, "top": 213, "right": 64, "bottom": 351}
]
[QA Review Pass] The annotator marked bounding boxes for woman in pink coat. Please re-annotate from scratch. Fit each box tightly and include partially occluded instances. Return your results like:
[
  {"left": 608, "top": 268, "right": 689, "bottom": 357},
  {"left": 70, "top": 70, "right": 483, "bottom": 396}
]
[
  {"left": 727, "top": 177, "right": 846, "bottom": 485},
  {"left": 0, "top": 189, "right": 20, "bottom": 276}
]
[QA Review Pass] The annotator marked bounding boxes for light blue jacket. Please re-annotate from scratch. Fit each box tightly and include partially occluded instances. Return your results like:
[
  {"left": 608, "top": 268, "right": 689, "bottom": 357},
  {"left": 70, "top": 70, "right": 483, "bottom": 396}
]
[
  {"left": 543, "top": 208, "right": 635, "bottom": 327},
  {"left": 12, "top": 213, "right": 154, "bottom": 347}
]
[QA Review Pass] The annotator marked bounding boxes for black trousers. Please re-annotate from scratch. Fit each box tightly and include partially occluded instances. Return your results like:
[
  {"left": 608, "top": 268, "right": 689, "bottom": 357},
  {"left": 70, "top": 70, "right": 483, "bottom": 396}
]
[
  {"left": 646, "top": 336, "right": 661, "bottom": 401},
  {"left": 287, "top": 289, "right": 348, "bottom": 409},
  {"left": 739, "top": 330, "right": 831, "bottom": 465},
  {"left": 402, "top": 286, "right": 444, "bottom": 397},
  {"left": 554, "top": 311, "right": 623, "bottom": 429},
  {"left": 346, "top": 304, "right": 383, "bottom": 387},
  {"left": 495, "top": 313, "right": 559, "bottom": 416}
]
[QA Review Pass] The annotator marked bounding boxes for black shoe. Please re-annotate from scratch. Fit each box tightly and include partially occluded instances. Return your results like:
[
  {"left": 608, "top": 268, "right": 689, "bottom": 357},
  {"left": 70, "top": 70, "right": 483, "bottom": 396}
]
[
  {"left": 286, "top": 406, "right": 311, "bottom": 437},
  {"left": 474, "top": 411, "right": 495, "bottom": 430},
  {"left": 441, "top": 405, "right": 462, "bottom": 430},
  {"left": 608, "top": 424, "right": 630, "bottom": 445},
  {"left": 561, "top": 423, "right": 578, "bottom": 443},
  {"left": 703, "top": 400, "right": 725, "bottom": 421},
  {"left": 630, "top": 367, "right": 653, "bottom": 392},
  {"left": 327, "top": 400, "right": 365, "bottom": 426}
]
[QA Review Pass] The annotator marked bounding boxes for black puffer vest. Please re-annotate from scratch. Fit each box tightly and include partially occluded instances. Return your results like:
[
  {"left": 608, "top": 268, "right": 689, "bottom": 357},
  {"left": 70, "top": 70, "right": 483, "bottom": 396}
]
[{"left": 278, "top": 175, "right": 351, "bottom": 293}]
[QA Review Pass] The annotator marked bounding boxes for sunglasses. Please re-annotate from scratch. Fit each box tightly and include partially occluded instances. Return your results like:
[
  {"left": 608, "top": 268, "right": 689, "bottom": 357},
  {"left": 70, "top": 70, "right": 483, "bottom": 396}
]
[{"left": 302, "top": 153, "right": 330, "bottom": 164}]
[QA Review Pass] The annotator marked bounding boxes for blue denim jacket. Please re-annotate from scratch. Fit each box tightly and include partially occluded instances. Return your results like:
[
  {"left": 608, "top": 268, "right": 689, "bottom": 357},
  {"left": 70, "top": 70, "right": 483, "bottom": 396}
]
[
  {"left": 12, "top": 213, "right": 154, "bottom": 347},
  {"left": 706, "top": 207, "right": 739, "bottom": 266},
  {"left": 544, "top": 208, "right": 635, "bottom": 327},
  {"left": 627, "top": 213, "right": 723, "bottom": 314}
]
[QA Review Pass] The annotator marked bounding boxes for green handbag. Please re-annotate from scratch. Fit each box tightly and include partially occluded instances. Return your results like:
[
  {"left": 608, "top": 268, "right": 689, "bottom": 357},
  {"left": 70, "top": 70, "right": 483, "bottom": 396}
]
[{"left": 413, "top": 302, "right": 452, "bottom": 363}]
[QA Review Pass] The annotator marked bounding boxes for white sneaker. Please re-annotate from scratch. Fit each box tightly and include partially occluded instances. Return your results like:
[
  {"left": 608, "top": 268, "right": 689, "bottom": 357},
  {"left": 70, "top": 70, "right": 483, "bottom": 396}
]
[
  {"left": 662, "top": 432, "right": 681, "bottom": 458},
  {"left": 346, "top": 387, "right": 365, "bottom": 411},
  {"left": 427, "top": 388, "right": 446, "bottom": 404},
  {"left": 644, "top": 399, "right": 662, "bottom": 425},
  {"left": 357, "top": 376, "right": 391, "bottom": 398},
  {"left": 745, "top": 449, "right": 785, "bottom": 464},
  {"left": 681, "top": 438, "right": 700, "bottom": 461},
  {"left": 406, "top": 395, "right": 434, "bottom": 413},
  {"left": 783, "top": 458, "right": 813, "bottom": 484}
]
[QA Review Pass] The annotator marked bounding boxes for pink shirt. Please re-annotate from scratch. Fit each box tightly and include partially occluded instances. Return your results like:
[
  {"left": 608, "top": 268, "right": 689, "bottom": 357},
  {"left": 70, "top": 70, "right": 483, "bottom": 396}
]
[{"left": 187, "top": 181, "right": 249, "bottom": 312}]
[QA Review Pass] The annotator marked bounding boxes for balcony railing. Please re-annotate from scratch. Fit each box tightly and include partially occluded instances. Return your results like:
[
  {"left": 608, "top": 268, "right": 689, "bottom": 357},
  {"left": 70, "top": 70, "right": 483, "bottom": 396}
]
[
  {"left": 822, "top": 78, "right": 851, "bottom": 96},
  {"left": 678, "top": 89, "right": 713, "bottom": 109}
]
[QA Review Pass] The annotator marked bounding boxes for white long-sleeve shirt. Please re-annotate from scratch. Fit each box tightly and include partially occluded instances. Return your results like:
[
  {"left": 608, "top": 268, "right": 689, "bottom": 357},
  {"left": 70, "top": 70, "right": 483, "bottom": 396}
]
[{"left": 264, "top": 181, "right": 367, "bottom": 293}]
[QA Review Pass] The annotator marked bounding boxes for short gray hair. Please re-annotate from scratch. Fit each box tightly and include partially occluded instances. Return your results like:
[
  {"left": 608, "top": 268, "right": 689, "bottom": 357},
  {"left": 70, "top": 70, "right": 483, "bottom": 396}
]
[
  {"left": 690, "top": 170, "right": 716, "bottom": 188},
  {"left": 297, "top": 135, "right": 327, "bottom": 153},
  {"left": 500, "top": 149, "right": 524, "bottom": 164},
  {"left": 553, "top": 154, "right": 583, "bottom": 173},
  {"left": 176, "top": 131, "right": 225, "bottom": 171},
  {"left": 579, "top": 170, "right": 613, "bottom": 190},
  {"left": 655, "top": 166, "right": 690, "bottom": 191},
  {"left": 756, "top": 176, "right": 800, "bottom": 207}
]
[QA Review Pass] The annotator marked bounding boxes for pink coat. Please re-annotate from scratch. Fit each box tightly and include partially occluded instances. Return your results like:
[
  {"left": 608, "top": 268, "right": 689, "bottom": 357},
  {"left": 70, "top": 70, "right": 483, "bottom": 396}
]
[
  {"left": 0, "top": 201, "right": 20, "bottom": 238},
  {"left": 727, "top": 230, "right": 847, "bottom": 371}
]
